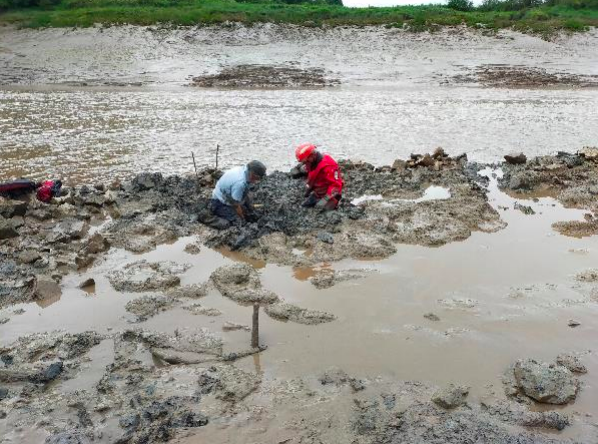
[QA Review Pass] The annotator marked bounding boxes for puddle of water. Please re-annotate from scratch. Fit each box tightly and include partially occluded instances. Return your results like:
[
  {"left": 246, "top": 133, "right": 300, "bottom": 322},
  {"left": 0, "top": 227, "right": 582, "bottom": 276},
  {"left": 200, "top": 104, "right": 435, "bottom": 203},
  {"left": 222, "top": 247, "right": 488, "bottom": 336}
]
[{"left": 352, "top": 185, "right": 451, "bottom": 206}]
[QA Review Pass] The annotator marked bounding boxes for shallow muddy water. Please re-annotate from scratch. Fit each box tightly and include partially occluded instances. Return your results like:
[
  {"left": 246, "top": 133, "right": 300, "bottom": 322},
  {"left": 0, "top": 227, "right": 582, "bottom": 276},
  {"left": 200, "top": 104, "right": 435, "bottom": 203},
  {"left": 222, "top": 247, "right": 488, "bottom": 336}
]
[
  {"left": 2, "top": 173, "right": 598, "bottom": 442},
  {"left": 1, "top": 25, "right": 598, "bottom": 183}
]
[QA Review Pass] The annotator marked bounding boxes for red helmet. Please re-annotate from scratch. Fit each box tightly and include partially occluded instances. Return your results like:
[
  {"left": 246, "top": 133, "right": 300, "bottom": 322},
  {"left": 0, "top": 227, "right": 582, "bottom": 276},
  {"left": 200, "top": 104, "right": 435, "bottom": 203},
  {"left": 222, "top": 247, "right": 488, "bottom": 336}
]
[{"left": 295, "top": 143, "right": 317, "bottom": 162}]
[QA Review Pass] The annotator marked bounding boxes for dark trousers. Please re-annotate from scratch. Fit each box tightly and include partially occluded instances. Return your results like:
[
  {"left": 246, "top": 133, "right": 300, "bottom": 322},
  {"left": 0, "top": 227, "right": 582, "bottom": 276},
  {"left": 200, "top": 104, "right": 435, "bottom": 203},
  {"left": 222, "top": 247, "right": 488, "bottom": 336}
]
[{"left": 210, "top": 199, "right": 240, "bottom": 224}]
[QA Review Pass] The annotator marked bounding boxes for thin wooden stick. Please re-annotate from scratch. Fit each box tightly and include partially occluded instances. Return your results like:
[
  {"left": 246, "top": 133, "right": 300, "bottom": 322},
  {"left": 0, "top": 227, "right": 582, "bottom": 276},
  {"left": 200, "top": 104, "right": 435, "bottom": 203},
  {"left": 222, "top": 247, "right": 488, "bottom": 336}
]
[
  {"left": 215, "top": 144, "right": 220, "bottom": 170},
  {"left": 191, "top": 152, "right": 198, "bottom": 179},
  {"left": 251, "top": 304, "right": 259, "bottom": 349}
]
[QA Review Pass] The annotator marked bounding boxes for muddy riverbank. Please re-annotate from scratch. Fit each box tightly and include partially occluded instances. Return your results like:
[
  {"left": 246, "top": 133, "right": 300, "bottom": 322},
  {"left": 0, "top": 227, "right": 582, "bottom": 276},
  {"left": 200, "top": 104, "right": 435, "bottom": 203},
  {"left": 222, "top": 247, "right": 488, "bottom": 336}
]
[{"left": 2, "top": 153, "right": 598, "bottom": 443}]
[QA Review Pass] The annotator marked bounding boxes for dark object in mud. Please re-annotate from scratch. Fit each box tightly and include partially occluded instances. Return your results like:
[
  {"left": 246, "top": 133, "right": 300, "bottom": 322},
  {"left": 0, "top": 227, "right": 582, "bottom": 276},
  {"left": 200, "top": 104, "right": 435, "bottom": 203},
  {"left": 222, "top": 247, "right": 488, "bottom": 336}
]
[
  {"left": 423, "top": 313, "right": 440, "bottom": 322},
  {"left": 191, "top": 64, "right": 339, "bottom": 89},
  {"left": 251, "top": 304, "right": 260, "bottom": 349},
  {"left": 0, "top": 179, "right": 37, "bottom": 198},
  {"left": 451, "top": 65, "right": 598, "bottom": 88},
  {"left": 568, "top": 319, "right": 581, "bottom": 328},
  {"left": 504, "top": 152, "right": 527, "bottom": 165},
  {"left": 0, "top": 361, "right": 63, "bottom": 384}
]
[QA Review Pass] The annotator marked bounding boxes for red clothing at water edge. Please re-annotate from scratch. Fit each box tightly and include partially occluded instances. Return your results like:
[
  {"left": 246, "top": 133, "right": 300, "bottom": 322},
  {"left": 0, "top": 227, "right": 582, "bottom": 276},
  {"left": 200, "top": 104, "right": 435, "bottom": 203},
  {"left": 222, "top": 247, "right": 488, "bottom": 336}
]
[{"left": 306, "top": 154, "right": 343, "bottom": 200}]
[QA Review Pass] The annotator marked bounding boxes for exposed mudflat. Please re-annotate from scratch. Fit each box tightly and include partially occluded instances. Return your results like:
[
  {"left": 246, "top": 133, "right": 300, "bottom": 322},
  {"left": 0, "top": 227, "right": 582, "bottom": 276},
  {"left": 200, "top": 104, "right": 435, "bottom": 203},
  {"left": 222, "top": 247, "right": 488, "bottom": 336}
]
[
  {"left": 450, "top": 64, "right": 598, "bottom": 88},
  {"left": 1, "top": 24, "right": 598, "bottom": 182},
  {"left": 2, "top": 154, "right": 598, "bottom": 443},
  {"left": 191, "top": 64, "right": 339, "bottom": 88}
]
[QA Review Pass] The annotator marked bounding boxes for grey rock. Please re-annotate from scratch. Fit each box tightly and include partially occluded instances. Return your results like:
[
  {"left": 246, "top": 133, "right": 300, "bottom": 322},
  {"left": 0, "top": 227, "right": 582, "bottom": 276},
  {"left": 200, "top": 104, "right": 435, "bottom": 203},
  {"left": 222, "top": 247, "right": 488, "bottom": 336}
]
[
  {"left": 424, "top": 313, "right": 440, "bottom": 321},
  {"left": 504, "top": 152, "right": 527, "bottom": 165},
  {"left": 556, "top": 354, "right": 587, "bottom": 374},
  {"left": 513, "top": 359, "right": 579, "bottom": 404},
  {"left": 317, "top": 231, "right": 334, "bottom": 244},
  {"left": 432, "top": 384, "right": 469, "bottom": 409},
  {"left": 568, "top": 319, "right": 581, "bottom": 327},
  {"left": 17, "top": 250, "right": 41, "bottom": 264},
  {"left": 265, "top": 301, "right": 336, "bottom": 325},
  {"left": 0, "top": 218, "right": 18, "bottom": 239},
  {"left": 0, "top": 387, "right": 8, "bottom": 399}
]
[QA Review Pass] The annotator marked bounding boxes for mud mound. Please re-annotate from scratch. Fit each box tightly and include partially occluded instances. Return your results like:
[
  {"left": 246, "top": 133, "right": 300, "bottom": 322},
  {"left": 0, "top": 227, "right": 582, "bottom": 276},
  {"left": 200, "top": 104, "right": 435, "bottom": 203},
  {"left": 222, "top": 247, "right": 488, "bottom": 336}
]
[
  {"left": 191, "top": 64, "right": 339, "bottom": 88},
  {"left": 265, "top": 301, "right": 336, "bottom": 325},
  {"left": 210, "top": 264, "right": 279, "bottom": 305},
  {"left": 452, "top": 65, "right": 598, "bottom": 88}
]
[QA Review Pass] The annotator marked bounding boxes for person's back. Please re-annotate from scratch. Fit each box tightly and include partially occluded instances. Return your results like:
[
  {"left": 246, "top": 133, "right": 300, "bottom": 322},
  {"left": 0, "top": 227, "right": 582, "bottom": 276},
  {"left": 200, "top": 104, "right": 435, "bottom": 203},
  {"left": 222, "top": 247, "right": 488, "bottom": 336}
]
[
  {"left": 209, "top": 161, "right": 267, "bottom": 228},
  {"left": 212, "top": 166, "right": 248, "bottom": 205}
]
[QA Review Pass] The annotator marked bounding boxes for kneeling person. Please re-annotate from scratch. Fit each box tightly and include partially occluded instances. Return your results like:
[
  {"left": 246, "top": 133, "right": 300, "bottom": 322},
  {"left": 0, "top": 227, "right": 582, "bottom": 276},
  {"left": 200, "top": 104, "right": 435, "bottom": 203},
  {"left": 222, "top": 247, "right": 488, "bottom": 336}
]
[
  {"left": 211, "top": 160, "right": 266, "bottom": 226},
  {"left": 294, "top": 144, "right": 343, "bottom": 211}
]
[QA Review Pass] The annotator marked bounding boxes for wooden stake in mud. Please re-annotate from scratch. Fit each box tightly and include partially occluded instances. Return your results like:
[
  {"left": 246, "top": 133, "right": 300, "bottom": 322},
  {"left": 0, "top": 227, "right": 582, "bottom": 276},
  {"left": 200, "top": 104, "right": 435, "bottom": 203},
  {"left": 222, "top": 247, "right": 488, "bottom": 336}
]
[
  {"left": 251, "top": 303, "right": 260, "bottom": 349},
  {"left": 215, "top": 144, "right": 220, "bottom": 171},
  {"left": 191, "top": 152, "right": 198, "bottom": 180}
]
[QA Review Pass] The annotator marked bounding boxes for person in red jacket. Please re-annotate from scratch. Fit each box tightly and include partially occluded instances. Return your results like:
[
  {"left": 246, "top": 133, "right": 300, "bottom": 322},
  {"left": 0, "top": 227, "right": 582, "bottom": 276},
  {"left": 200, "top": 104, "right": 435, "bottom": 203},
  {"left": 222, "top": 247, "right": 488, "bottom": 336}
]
[{"left": 293, "top": 143, "right": 343, "bottom": 211}]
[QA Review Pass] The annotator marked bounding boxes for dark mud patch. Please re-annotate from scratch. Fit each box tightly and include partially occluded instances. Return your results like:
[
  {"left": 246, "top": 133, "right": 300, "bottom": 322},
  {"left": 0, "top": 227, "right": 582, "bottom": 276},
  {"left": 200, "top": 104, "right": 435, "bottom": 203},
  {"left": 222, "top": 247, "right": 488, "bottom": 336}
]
[
  {"left": 191, "top": 64, "right": 339, "bottom": 89},
  {"left": 450, "top": 64, "right": 598, "bottom": 88}
]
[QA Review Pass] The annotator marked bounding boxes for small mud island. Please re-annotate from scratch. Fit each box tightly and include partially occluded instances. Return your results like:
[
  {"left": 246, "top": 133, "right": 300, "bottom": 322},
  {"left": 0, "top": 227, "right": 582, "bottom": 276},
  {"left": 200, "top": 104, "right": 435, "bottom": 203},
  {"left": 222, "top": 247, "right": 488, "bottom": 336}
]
[{"left": 1, "top": 150, "right": 598, "bottom": 443}]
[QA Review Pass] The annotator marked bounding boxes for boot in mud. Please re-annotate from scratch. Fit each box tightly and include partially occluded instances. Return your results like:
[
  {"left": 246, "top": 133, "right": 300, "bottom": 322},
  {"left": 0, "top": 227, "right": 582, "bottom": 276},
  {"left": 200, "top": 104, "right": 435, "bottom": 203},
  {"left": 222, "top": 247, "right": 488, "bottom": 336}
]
[{"left": 197, "top": 208, "right": 231, "bottom": 230}]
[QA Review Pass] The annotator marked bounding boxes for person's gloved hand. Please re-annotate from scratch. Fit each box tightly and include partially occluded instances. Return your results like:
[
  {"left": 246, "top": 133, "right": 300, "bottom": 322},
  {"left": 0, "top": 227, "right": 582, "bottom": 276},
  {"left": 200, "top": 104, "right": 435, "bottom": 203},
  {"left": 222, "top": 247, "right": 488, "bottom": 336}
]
[{"left": 304, "top": 185, "right": 313, "bottom": 198}]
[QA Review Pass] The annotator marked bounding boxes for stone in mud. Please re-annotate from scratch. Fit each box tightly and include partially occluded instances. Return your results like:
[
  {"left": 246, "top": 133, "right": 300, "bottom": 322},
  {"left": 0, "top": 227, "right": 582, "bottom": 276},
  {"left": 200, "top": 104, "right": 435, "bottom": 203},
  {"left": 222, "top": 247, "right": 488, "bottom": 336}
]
[
  {"left": 423, "top": 313, "right": 440, "bottom": 321},
  {"left": 0, "top": 387, "right": 8, "bottom": 399},
  {"left": 184, "top": 304, "right": 222, "bottom": 317},
  {"left": 0, "top": 198, "right": 27, "bottom": 218},
  {"left": 0, "top": 361, "right": 63, "bottom": 383},
  {"left": 0, "top": 217, "right": 18, "bottom": 239},
  {"left": 45, "top": 431, "right": 91, "bottom": 444},
  {"left": 578, "top": 146, "right": 598, "bottom": 161},
  {"left": 575, "top": 269, "right": 598, "bottom": 282},
  {"left": 166, "top": 283, "right": 209, "bottom": 299},
  {"left": 78, "top": 278, "right": 95, "bottom": 289},
  {"left": 17, "top": 250, "right": 41, "bottom": 264},
  {"left": 34, "top": 276, "right": 62, "bottom": 301},
  {"left": 210, "top": 264, "right": 279, "bottom": 305},
  {"left": 504, "top": 152, "right": 527, "bottom": 165},
  {"left": 391, "top": 159, "right": 406, "bottom": 171},
  {"left": 309, "top": 269, "right": 368, "bottom": 289},
  {"left": 556, "top": 354, "right": 587, "bottom": 374},
  {"left": 81, "top": 233, "right": 110, "bottom": 255},
  {"left": 108, "top": 260, "right": 188, "bottom": 292},
  {"left": 131, "top": 172, "right": 164, "bottom": 191},
  {"left": 265, "top": 301, "right": 336, "bottom": 325},
  {"left": 184, "top": 242, "right": 201, "bottom": 254},
  {"left": 432, "top": 147, "right": 447, "bottom": 159},
  {"left": 514, "top": 202, "right": 535, "bottom": 215},
  {"left": 125, "top": 295, "right": 173, "bottom": 321},
  {"left": 568, "top": 319, "right": 581, "bottom": 328},
  {"left": 416, "top": 154, "right": 435, "bottom": 167},
  {"left": 317, "top": 231, "right": 334, "bottom": 244},
  {"left": 46, "top": 219, "right": 88, "bottom": 243},
  {"left": 432, "top": 384, "right": 469, "bottom": 409},
  {"left": 512, "top": 359, "right": 579, "bottom": 404}
]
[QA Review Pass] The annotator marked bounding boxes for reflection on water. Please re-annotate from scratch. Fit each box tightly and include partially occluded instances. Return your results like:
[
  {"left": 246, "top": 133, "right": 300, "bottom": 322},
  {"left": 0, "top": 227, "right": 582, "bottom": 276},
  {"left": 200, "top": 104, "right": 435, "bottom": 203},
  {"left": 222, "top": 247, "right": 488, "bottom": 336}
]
[{"left": 2, "top": 87, "right": 598, "bottom": 185}]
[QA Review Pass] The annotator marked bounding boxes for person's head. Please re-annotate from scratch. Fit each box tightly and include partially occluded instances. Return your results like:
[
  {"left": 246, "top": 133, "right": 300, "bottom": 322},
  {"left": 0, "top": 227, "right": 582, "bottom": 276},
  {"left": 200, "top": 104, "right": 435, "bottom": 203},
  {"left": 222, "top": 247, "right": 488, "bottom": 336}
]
[
  {"left": 247, "top": 160, "right": 267, "bottom": 184},
  {"left": 295, "top": 143, "right": 318, "bottom": 164}
]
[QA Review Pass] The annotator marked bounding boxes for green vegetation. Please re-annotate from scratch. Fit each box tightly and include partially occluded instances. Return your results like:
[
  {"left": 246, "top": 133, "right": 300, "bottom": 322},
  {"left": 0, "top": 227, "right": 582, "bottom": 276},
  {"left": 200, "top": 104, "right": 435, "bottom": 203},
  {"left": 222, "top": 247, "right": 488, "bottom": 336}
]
[{"left": 0, "top": 0, "right": 597, "bottom": 39}]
